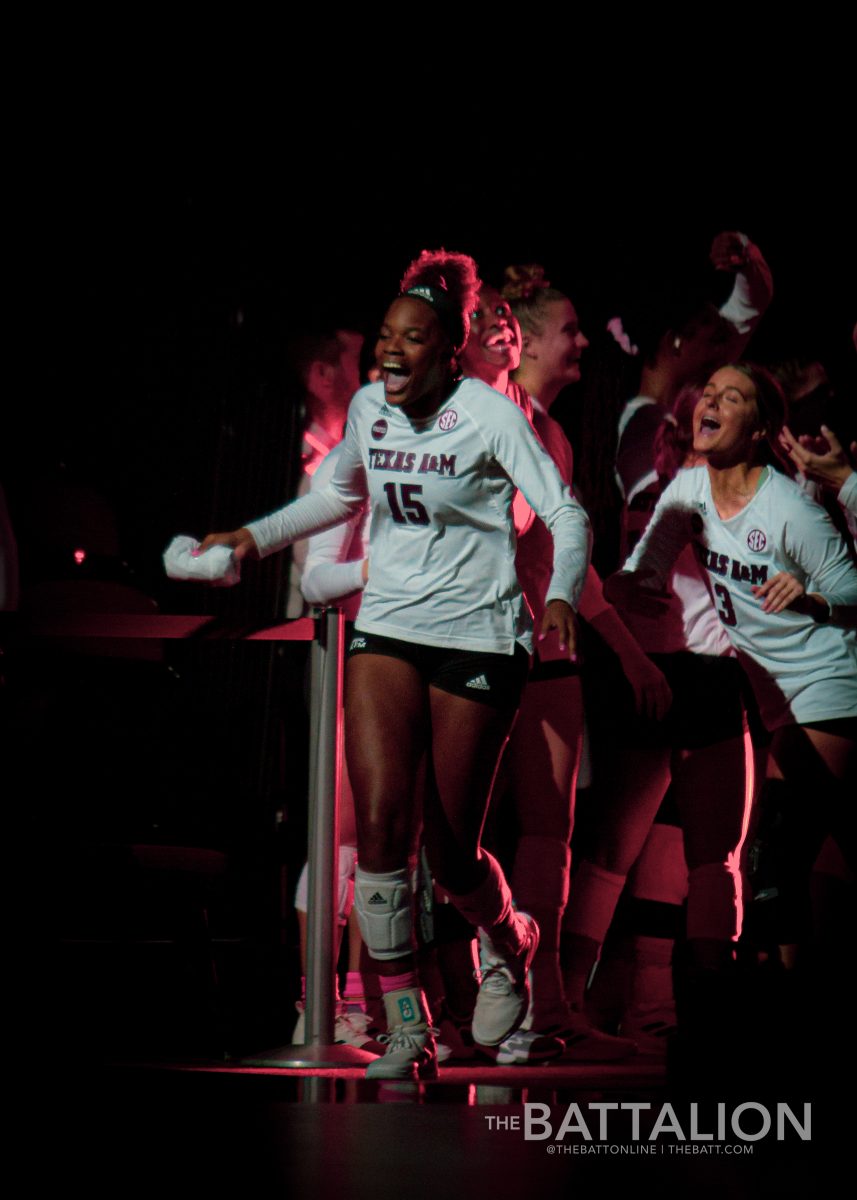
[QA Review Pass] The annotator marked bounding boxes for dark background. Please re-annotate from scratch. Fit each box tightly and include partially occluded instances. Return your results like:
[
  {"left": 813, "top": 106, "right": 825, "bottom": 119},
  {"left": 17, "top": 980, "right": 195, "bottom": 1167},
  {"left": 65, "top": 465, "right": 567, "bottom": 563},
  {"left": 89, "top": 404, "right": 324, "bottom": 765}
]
[
  {"left": 13, "top": 88, "right": 856, "bottom": 603},
  {"left": 8, "top": 71, "right": 856, "bottom": 1057}
]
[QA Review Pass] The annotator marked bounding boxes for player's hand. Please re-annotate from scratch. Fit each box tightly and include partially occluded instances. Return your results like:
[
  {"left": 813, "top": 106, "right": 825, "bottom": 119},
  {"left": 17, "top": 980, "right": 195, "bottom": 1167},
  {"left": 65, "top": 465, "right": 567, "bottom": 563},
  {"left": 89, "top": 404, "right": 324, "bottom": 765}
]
[
  {"left": 779, "top": 425, "right": 856, "bottom": 492},
  {"left": 197, "top": 528, "right": 258, "bottom": 561},
  {"left": 710, "top": 231, "right": 750, "bottom": 271},
  {"left": 752, "top": 572, "right": 805, "bottom": 614},
  {"left": 540, "top": 600, "right": 577, "bottom": 661},
  {"left": 623, "top": 654, "right": 673, "bottom": 721}
]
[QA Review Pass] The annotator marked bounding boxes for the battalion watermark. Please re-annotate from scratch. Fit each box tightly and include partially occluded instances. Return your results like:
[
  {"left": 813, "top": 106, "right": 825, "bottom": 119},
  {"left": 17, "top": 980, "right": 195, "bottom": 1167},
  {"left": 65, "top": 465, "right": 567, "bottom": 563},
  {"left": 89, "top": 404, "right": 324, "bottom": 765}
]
[{"left": 483, "top": 1102, "right": 811, "bottom": 1155}]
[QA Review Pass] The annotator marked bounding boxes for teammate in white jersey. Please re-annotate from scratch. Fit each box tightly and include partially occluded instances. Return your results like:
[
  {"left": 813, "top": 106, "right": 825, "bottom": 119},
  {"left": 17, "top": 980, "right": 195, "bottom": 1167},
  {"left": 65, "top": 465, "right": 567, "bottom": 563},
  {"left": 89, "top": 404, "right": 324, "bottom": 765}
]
[
  {"left": 608, "top": 363, "right": 857, "bottom": 968},
  {"left": 197, "top": 250, "right": 591, "bottom": 1080},
  {"left": 462, "top": 270, "right": 665, "bottom": 1061}
]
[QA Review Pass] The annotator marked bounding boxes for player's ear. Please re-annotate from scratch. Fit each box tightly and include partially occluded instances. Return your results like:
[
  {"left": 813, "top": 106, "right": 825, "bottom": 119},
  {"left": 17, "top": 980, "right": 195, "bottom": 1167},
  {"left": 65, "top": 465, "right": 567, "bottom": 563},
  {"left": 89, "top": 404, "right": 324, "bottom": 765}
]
[
  {"left": 307, "top": 359, "right": 335, "bottom": 397},
  {"left": 751, "top": 413, "right": 771, "bottom": 444}
]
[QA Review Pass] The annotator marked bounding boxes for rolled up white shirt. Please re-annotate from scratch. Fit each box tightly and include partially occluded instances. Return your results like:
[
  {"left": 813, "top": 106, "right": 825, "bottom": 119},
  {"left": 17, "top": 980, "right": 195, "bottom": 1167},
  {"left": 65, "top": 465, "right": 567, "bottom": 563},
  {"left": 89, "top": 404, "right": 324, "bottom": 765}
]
[{"left": 163, "top": 535, "right": 241, "bottom": 586}]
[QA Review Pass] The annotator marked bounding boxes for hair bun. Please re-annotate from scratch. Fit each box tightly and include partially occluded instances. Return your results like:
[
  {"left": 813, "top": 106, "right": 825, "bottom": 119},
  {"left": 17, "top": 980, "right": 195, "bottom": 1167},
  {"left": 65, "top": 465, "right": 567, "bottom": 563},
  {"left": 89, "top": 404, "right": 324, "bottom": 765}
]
[
  {"left": 399, "top": 249, "right": 481, "bottom": 352},
  {"left": 399, "top": 250, "right": 481, "bottom": 310},
  {"left": 502, "top": 264, "right": 551, "bottom": 302}
]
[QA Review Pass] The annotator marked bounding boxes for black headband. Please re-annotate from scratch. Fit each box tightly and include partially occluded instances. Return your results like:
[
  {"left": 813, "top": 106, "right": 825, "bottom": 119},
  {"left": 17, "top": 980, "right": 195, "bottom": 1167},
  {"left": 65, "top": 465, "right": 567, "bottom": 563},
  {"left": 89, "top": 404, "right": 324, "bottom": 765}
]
[{"left": 402, "top": 285, "right": 466, "bottom": 353}]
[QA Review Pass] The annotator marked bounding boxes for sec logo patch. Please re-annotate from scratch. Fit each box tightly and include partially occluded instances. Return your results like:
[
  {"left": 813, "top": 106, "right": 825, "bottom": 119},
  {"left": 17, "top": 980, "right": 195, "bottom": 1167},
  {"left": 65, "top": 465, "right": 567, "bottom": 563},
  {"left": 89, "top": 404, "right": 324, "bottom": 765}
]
[
  {"left": 371, "top": 419, "right": 388, "bottom": 440},
  {"left": 438, "top": 409, "right": 458, "bottom": 432},
  {"left": 747, "top": 529, "right": 767, "bottom": 552}
]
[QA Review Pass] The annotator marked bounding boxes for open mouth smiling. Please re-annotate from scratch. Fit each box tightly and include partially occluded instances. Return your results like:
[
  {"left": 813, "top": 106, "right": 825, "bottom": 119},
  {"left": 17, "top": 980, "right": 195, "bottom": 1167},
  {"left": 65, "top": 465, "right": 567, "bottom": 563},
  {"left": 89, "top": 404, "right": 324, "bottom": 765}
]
[
  {"left": 482, "top": 332, "right": 516, "bottom": 359},
  {"left": 382, "top": 361, "right": 411, "bottom": 395}
]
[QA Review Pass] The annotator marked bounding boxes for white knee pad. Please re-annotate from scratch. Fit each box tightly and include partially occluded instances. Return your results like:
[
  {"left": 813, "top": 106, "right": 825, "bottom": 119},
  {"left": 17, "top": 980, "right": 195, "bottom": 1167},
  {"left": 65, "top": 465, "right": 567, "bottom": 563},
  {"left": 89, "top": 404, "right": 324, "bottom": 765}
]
[
  {"left": 294, "top": 845, "right": 358, "bottom": 925},
  {"left": 354, "top": 865, "right": 414, "bottom": 961}
]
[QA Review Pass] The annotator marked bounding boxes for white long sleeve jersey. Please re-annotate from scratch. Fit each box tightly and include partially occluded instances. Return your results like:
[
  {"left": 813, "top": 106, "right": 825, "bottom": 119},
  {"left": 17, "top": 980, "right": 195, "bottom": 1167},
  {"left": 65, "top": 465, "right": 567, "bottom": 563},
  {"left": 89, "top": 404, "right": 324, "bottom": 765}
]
[
  {"left": 624, "top": 466, "right": 857, "bottom": 729},
  {"left": 247, "top": 379, "right": 591, "bottom": 655},
  {"left": 300, "top": 442, "right": 368, "bottom": 621}
]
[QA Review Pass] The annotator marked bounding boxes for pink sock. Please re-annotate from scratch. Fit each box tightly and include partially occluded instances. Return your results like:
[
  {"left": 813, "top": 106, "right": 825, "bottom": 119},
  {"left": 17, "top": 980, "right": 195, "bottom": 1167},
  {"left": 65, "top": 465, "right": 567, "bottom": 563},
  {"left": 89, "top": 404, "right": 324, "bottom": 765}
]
[
  {"left": 344, "top": 971, "right": 365, "bottom": 1007},
  {"left": 380, "top": 970, "right": 419, "bottom": 995},
  {"left": 445, "top": 852, "right": 523, "bottom": 954}
]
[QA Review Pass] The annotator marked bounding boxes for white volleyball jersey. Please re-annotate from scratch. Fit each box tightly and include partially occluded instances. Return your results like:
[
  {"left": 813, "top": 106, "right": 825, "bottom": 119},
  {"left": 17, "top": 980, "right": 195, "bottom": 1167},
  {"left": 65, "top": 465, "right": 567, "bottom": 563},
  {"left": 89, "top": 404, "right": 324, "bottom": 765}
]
[
  {"left": 624, "top": 466, "right": 857, "bottom": 728},
  {"left": 616, "top": 402, "right": 732, "bottom": 657},
  {"left": 247, "top": 378, "right": 591, "bottom": 654}
]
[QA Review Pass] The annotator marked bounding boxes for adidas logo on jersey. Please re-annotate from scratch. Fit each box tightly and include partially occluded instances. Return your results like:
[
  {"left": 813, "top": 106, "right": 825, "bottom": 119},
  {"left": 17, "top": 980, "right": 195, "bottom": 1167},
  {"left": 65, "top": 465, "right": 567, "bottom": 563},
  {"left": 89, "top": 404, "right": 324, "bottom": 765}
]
[
  {"left": 465, "top": 674, "right": 491, "bottom": 691},
  {"left": 350, "top": 637, "right": 367, "bottom": 651},
  {"left": 367, "top": 892, "right": 386, "bottom": 905}
]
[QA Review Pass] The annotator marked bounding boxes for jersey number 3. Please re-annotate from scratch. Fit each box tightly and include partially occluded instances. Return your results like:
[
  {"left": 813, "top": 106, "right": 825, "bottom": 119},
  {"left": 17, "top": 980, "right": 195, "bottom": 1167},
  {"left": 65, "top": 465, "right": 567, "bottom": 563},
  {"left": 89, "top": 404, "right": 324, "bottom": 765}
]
[
  {"left": 714, "top": 583, "right": 738, "bottom": 627},
  {"left": 384, "top": 483, "right": 430, "bottom": 526}
]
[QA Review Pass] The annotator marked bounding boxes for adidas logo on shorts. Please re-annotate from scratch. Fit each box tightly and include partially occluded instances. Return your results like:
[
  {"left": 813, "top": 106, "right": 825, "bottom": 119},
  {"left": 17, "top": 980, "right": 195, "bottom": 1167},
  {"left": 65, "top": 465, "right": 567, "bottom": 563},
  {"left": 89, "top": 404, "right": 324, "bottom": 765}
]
[
  {"left": 350, "top": 637, "right": 367, "bottom": 651},
  {"left": 367, "top": 892, "right": 386, "bottom": 904},
  {"left": 465, "top": 674, "right": 491, "bottom": 691}
]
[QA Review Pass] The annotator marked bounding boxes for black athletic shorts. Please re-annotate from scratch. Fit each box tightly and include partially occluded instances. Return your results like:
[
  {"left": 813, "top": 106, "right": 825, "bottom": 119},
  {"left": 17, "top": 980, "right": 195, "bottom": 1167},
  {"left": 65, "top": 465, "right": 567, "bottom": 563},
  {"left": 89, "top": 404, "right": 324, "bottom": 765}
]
[
  {"left": 347, "top": 630, "right": 530, "bottom": 711},
  {"left": 588, "top": 649, "right": 749, "bottom": 751},
  {"left": 650, "top": 652, "right": 749, "bottom": 748}
]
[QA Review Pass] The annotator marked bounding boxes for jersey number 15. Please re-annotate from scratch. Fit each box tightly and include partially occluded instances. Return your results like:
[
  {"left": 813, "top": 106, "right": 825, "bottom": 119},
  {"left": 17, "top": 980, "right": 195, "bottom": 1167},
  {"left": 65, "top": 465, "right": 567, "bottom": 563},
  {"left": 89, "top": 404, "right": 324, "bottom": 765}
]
[{"left": 384, "top": 483, "right": 430, "bottom": 526}]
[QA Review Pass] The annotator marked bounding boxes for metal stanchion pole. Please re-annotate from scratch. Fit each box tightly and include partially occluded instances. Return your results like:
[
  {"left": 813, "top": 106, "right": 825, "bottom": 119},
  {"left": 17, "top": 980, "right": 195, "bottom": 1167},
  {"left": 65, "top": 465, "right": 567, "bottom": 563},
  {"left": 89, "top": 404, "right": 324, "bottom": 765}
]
[
  {"left": 304, "top": 606, "right": 341, "bottom": 1048},
  {"left": 243, "top": 607, "right": 374, "bottom": 1070}
]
